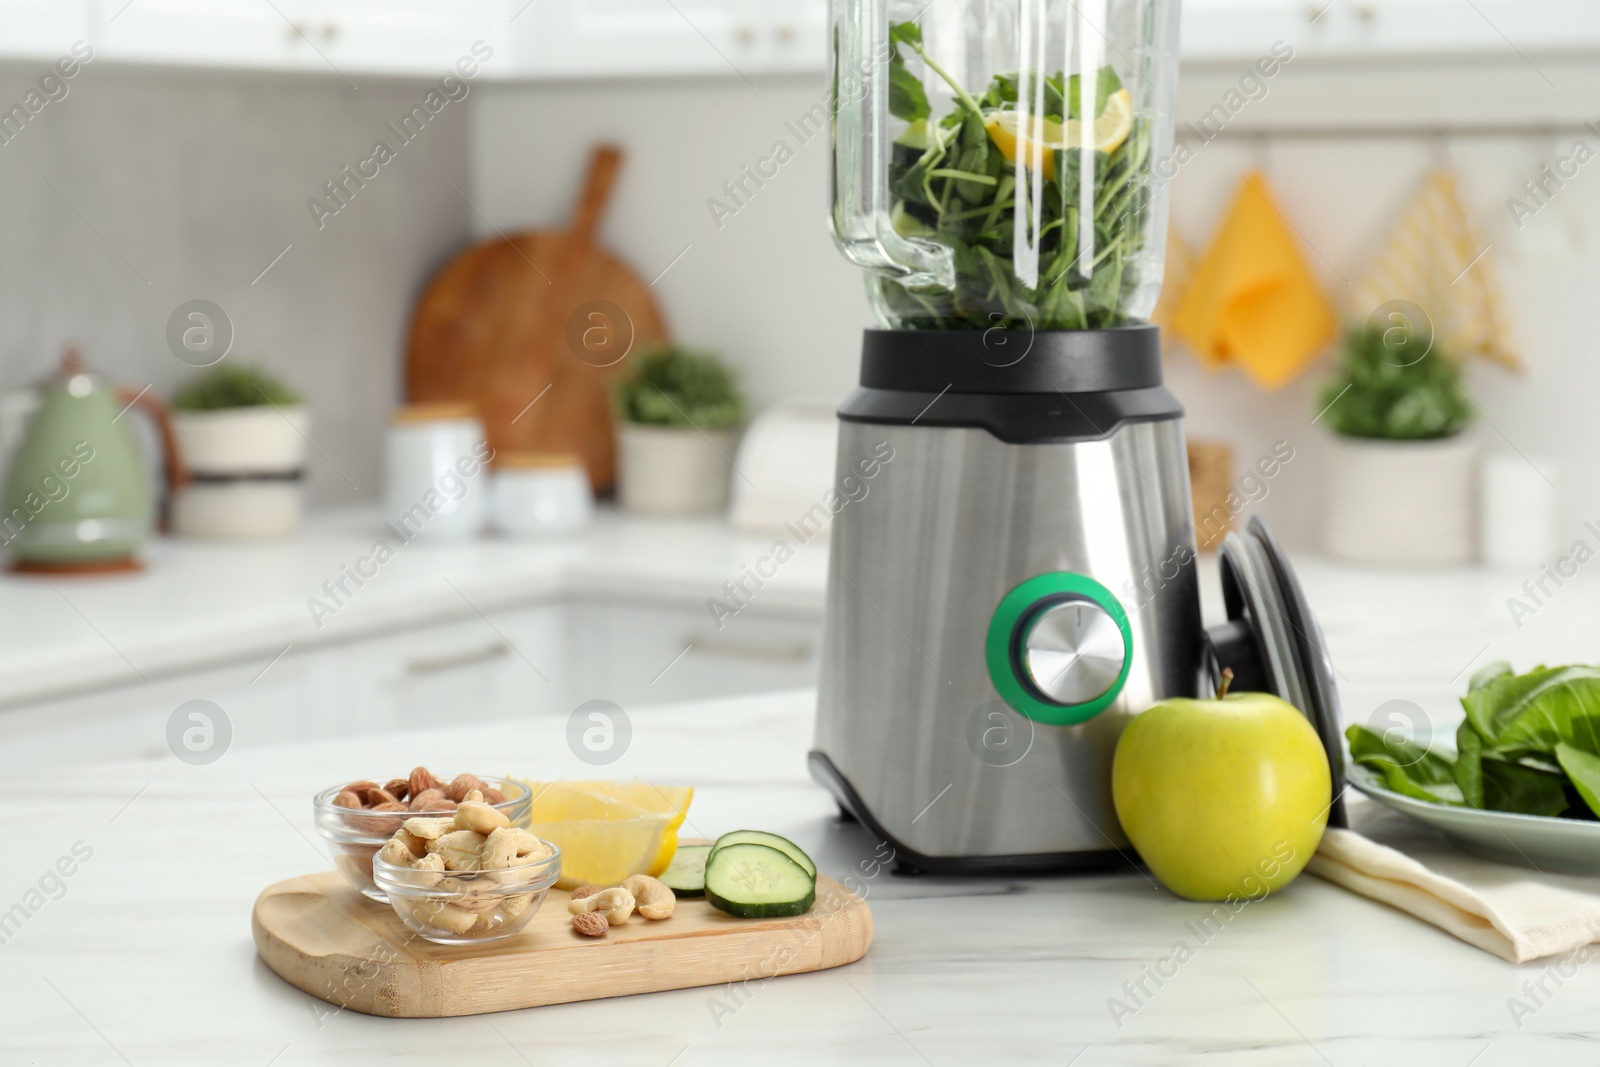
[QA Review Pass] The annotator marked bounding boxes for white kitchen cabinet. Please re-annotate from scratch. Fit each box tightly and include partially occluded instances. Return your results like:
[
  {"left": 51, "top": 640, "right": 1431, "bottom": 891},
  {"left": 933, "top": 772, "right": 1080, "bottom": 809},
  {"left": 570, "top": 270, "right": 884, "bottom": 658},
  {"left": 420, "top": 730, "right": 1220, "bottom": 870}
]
[
  {"left": 507, "top": 0, "right": 825, "bottom": 80},
  {"left": 566, "top": 598, "right": 820, "bottom": 709},
  {"left": 1180, "top": 0, "right": 1600, "bottom": 62},
  {"left": 20, "top": 0, "right": 1599, "bottom": 81},
  {"left": 0, "top": 0, "right": 88, "bottom": 57},
  {"left": 92, "top": 0, "right": 497, "bottom": 77},
  {"left": 0, "top": 603, "right": 568, "bottom": 767},
  {"left": 95, "top": 0, "right": 302, "bottom": 71},
  {"left": 0, "top": 596, "right": 820, "bottom": 768}
]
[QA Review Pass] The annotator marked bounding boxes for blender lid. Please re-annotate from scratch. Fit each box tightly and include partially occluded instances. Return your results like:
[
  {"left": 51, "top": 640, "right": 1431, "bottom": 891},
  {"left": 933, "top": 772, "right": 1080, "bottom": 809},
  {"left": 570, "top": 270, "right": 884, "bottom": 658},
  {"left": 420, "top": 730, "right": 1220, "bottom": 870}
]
[{"left": 1210, "top": 517, "right": 1348, "bottom": 830}]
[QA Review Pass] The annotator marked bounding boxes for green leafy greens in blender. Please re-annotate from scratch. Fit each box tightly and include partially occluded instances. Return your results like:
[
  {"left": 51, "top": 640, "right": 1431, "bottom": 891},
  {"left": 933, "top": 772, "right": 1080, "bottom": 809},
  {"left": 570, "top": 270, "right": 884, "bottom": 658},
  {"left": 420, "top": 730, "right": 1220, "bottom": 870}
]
[
  {"left": 1348, "top": 662, "right": 1600, "bottom": 820},
  {"left": 878, "top": 20, "right": 1153, "bottom": 331}
]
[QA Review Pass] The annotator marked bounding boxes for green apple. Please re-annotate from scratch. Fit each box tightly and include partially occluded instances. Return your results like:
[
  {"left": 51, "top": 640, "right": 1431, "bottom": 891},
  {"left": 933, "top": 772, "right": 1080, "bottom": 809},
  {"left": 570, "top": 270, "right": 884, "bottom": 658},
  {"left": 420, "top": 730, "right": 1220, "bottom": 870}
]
[{"left": 1111, "top": 675, "right": 1331, "bottom": 902}]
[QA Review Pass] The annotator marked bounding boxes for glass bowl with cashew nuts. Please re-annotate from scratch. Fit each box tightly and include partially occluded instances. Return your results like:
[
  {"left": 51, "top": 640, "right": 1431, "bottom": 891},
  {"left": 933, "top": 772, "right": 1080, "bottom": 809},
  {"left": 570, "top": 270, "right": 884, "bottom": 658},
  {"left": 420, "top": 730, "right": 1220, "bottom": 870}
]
[
  {"left": 313, "top": 769, "right": 532, "bottom": 902},
  {"left": 371, "top": 789, "right": 561, "bottom": 945}
]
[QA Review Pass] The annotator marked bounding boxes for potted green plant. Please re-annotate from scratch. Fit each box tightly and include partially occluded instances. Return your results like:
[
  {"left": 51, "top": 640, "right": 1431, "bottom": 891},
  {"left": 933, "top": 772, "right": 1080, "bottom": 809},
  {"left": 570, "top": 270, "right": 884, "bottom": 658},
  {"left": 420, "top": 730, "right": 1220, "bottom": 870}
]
[
  {"left": 170, "top": 364, "right": 308, "bottom": 538},
  {"left": 1317, "top": 322, "right": 1475, "bottom": 563},
  {"left": 614, "top": 345, "right": 745, "bottom": 515}
]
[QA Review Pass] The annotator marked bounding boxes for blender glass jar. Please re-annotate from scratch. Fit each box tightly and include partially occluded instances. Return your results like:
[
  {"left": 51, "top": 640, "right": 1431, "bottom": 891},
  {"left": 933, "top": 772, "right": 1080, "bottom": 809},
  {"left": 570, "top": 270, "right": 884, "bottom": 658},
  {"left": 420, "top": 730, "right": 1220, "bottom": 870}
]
[{"left": 830, "top": 0, "right": 1181, "bottom": 331}]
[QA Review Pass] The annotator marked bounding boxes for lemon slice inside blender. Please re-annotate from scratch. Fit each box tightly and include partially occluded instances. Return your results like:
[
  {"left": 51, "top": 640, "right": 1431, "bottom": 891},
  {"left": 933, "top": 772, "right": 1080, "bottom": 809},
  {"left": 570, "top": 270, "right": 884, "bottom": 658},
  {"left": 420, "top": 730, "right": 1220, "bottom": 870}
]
[
  {"left": 515, "top": 780, "right": 694, "bottom": 890},
  {"left": 984, "top": 89, "right": 1134, "bottom": 179}
]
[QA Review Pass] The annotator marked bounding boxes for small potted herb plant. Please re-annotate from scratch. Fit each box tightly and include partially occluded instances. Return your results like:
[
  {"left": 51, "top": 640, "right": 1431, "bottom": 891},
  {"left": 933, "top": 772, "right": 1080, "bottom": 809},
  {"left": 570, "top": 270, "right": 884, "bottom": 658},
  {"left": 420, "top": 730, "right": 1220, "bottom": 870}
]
[
  {"left": 614, "top": 345, "right": 744, "bottom": 515},
  {"left": 1317, "top": 322, "right": 1475, "bottom": 564},
  {"left": 170, "top": 364, "right": 309, "bottom": 538}
]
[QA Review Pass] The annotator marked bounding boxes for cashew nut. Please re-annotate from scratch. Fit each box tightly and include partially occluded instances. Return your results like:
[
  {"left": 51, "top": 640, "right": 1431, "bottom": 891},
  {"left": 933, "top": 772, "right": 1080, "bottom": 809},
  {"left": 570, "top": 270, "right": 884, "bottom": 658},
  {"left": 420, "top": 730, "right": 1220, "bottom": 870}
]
[
  {"left": 568, "top": 886, "right": 635, "bottom": 925},
  {"left": 481, "top": 826, "right": 548, "bottom": 871},
  {"left": 428, "top": 829, "right": 488, "bottom": 871},
  {"left": 402, "top": 816, "right": 455, "bottom": 840},
  {"left": 402, "top": 897, "right": 478, "bottom": 935},
  {"left": 410, "top": 851, "right": 446, "bottom": 888},
  {"left": 455, "top": 800, "right": 510, "bottom": 836},
  {"left": 623, "top": 875, "right": 676, "bottom": 921},
  {"left": 378, "top": 836, "right": 416, "bottom": 868}
]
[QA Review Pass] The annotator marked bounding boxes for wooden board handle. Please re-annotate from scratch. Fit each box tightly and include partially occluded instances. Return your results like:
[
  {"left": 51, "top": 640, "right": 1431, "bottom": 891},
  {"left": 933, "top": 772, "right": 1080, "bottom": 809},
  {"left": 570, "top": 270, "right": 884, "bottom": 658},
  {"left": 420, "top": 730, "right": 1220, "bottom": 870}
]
[{"left": 568, "top": 144, "right": 623, "bottom": 246}]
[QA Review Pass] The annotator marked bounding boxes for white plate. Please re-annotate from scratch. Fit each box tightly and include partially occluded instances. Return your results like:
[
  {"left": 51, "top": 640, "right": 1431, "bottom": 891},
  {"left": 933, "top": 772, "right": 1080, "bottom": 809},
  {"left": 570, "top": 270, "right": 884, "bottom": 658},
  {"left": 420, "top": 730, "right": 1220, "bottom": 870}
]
[{"left": 1348, "top": 763, "right": 1600, "bottom": 874}]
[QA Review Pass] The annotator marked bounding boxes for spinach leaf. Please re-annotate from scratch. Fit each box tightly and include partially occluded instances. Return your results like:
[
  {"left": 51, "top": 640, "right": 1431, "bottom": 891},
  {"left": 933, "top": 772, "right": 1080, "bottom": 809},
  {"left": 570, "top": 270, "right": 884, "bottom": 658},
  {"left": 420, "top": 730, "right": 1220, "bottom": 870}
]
[
  {"left": 1460, "top": 665, "right": 1600, "bottom": 758},
  {"left": 1469, "top": 660, "right": 1513, "bottom": 693},
  {"left": 1346, "top": 724, "right": 1463, "bottom": 805},
  {"left": 1556, "top": 743, "right": 1600, "bottom": 819},
  {"left": 879, "top": 19, "right": 1149, "bottom": 331},
  {"left": 1455, "top": 720, "right": 1484, "bottom": 808},
  {"left": 1065, "top": 66, "right": 1123, "bottom": 120},
  {"left": 1481, "top": 756, "right": 1570, "bottom": 817},
  {"left": 887, "top": 22, "right": 930, "bottom": 122}
]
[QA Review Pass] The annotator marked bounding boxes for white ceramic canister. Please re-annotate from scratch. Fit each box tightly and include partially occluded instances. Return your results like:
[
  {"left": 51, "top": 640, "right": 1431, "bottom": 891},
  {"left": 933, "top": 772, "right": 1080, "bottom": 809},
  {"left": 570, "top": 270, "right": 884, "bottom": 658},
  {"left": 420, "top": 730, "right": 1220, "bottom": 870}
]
[
  {"left": 491, "top": 453, "right": 593, "bottom": 537},
  {"left": 1481, "top": 453, "right": 1560, "bottom": 569},
  {"left": 1323, "top": 434, "right": 1477, "bottom": 565},
  {"left": 382, "top": 404, "right": 490, "bottom": 542}
]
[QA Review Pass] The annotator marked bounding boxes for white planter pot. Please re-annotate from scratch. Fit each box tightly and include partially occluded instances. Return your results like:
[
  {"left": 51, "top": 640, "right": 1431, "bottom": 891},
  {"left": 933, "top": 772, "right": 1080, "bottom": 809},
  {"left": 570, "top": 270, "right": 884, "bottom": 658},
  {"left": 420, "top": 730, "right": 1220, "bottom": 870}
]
[
  {"left": 617, "top": 423, "right": 738, "bottom": 516},
  {"left": 1324, "top": 435, "right": 1477, "bottom": 565},
  {"left": 172, "top": 406, "right": 309, "bottom": 475},
  {"left": 171, "top": 406, "right": 309, "bottom": 540}
]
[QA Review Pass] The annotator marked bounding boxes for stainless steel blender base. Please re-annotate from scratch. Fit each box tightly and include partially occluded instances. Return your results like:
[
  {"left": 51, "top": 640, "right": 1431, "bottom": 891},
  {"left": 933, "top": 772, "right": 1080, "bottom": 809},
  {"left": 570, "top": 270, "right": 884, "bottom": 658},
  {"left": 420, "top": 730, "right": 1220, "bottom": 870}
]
[{"left": 812, "top": 414, "right": 1203, "bottom": 866}]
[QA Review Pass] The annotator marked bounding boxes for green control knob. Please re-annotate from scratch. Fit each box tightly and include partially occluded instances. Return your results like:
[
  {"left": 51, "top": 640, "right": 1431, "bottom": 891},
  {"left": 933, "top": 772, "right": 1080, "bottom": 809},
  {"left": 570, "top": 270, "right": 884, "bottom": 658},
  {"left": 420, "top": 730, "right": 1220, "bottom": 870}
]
[{"left": 985, "top": 573, "right": 1133, "bottom": 726}]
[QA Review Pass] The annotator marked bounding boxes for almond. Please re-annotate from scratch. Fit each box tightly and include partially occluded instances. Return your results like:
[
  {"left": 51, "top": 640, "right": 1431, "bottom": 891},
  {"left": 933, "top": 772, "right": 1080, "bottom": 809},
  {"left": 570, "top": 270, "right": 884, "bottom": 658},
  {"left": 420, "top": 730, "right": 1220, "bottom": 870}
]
[
  {"left": 408, "top": 766, "right": 436, "bottom": 798},
  {"left": 446, "top": 774, "right": 486, "bottom": 803},
  {"left": 481, "top": 786, "right": 507, "bottom": 805},
  {"left": 368, "top": 787, "right": 400, "bottom": 807},
  {"left": 384, "top": 778, "right": 410, "bottom": 802},
  {"left": 571, "top": 911, "right": 608, "bottom": 938},
  {"left": 332, "top": 790, "right": 364, "bottom": 809},
  {"left": 409, "top": 788, "right": 447, "bottom": 812},
  {"left": 344, "top": 780, "right": 379, "bottom": 798}
]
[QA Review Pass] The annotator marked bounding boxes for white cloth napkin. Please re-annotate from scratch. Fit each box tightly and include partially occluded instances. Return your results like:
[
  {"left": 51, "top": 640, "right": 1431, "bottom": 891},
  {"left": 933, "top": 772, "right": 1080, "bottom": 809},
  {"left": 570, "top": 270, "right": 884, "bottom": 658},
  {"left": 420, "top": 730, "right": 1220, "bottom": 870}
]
[{"left": 1307, "top": 798, "right": 1600, "bottom": 962}]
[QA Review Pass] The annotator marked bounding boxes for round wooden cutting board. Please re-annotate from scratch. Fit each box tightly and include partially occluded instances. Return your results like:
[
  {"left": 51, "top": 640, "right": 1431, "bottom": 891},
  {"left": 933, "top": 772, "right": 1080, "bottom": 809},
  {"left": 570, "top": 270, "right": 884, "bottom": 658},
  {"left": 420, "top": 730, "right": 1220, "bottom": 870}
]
[{"left": 406, "top": 146, "right": 666, "bottom": 492}]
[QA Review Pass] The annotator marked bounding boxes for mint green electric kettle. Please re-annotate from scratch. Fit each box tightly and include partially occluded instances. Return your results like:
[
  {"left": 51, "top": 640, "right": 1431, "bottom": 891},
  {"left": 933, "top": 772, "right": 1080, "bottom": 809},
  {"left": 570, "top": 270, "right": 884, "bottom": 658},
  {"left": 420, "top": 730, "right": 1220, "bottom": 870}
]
[{"left": 2, "top": 347, "right": 185, "bottom": 573}]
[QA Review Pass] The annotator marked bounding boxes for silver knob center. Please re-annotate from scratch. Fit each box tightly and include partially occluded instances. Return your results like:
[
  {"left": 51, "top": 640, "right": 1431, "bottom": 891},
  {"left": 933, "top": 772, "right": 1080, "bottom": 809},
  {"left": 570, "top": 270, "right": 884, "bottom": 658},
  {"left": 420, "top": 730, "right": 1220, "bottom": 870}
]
[{"left": 1021, "top": 599, "right": 1126, "bottom": 706}]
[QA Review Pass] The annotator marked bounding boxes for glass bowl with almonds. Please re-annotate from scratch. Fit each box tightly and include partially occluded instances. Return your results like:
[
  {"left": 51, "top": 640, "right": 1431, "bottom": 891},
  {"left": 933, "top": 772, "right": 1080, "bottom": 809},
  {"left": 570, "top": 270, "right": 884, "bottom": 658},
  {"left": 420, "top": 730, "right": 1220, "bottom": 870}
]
[
  {"left": 312, "top": 768, "right": 531, "bottom": 901},
  {"left": 371, "top": 798, "right": 561, "bottom": 945}
]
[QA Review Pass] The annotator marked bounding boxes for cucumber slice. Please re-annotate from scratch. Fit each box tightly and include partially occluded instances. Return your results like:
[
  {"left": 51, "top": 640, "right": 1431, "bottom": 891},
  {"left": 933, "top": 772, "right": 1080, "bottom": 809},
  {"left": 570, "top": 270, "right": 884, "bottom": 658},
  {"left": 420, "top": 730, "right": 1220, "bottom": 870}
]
[
  {"left": 710, "top": 830, "right": 816, "bottom": 879},
  {"left": 705, "top": 843, "right": 816, "bottom": 919},
  {"left": 660, "top": 844, "right": 711, "bottom": 898}
]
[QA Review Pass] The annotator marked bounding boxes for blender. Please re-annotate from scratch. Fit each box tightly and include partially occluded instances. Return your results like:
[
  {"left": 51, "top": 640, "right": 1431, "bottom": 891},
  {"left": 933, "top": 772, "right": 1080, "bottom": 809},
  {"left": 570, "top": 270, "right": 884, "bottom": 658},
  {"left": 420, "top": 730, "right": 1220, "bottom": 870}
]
[{"left": 811, "top": 0, "right": 1345, "bottom": 873}]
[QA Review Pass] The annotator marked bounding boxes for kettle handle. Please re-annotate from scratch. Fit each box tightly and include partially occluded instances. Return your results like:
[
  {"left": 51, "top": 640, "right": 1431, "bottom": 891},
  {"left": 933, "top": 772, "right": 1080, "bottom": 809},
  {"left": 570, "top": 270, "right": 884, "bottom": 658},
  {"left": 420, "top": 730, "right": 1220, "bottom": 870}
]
[{"left": 115, "top": 387, "right": 188, "bottom": 529}]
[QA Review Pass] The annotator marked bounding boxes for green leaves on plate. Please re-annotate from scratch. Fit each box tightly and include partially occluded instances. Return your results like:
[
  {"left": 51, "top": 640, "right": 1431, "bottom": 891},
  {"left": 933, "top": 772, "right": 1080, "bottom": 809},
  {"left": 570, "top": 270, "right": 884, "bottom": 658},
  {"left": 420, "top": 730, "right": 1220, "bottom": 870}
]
[{"left": 1349, "top": 662, "right": 1600, "bottom": 821}]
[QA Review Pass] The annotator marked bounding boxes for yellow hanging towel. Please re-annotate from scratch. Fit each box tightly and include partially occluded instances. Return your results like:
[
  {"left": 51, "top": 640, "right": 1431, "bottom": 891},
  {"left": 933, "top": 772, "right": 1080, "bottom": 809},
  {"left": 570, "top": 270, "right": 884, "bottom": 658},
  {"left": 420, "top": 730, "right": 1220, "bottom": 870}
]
[
  {"left": 1349, "top": 169, "right": 1521, "bottom": 372},
  {"left": 1173, "top": 171, "right": 1339, "bottom": 389}
]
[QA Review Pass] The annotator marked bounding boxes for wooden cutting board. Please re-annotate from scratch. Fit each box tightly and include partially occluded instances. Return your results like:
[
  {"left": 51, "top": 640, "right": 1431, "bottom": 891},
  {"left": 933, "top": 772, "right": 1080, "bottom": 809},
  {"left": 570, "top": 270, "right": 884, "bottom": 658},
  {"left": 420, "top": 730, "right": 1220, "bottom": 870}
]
[
  {"left": 252, "top": 871, "right": 872, "bottom": 1018},
  {"left": 405, "top": 145, "right": 667, "bottom": 492}
]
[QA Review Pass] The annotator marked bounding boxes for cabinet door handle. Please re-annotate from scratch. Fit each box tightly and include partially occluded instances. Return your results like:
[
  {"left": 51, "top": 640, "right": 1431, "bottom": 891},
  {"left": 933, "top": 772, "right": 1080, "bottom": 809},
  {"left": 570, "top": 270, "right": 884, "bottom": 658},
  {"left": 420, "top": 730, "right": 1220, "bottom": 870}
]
[
  {"left": 684, "top": 636, "right": 813, "bottom": 663},
  {"left": 405, "top": 642, "right": 510, "bottom": 675}
]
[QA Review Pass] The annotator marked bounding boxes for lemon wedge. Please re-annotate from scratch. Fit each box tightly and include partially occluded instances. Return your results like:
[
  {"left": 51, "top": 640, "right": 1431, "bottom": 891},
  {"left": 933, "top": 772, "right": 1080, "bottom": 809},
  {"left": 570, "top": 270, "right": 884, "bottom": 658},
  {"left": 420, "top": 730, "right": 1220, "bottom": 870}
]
[
  {"left": 514, "top": 780, "right": 694, "bottom": 890},
  {"left": 984, "top": 89, "right": 1133, "bottom": 179}
]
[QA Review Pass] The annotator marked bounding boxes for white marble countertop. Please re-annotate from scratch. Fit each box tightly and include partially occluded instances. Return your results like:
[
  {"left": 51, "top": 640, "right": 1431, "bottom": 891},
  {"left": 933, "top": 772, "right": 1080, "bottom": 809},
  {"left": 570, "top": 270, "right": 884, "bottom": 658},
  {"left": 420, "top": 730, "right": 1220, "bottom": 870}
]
[
  {"left": 5, "top": 687, "right": 1599, "bottom": 1066},
  {"left": 0, "top": 507, "right": 830, "bottom": 708}
]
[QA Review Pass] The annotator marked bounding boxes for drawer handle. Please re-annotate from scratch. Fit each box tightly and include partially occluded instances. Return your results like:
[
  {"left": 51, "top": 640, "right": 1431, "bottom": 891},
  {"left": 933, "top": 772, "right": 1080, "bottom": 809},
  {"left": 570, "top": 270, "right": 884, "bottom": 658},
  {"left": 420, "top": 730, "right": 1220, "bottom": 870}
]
[
  {"left": 405, "top": 642, "right": 510, "bottom": 675},
  {"left": 685, "top": 637, "right": 813, "bottom": 663}
]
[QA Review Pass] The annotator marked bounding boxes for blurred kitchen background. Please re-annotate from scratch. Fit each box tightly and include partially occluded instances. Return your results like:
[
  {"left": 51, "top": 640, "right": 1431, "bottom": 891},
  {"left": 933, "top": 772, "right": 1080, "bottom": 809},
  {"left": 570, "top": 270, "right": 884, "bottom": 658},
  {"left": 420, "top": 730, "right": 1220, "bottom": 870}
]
[{"left": 1, "top": 0, "right": 1597, "bottom": 764}]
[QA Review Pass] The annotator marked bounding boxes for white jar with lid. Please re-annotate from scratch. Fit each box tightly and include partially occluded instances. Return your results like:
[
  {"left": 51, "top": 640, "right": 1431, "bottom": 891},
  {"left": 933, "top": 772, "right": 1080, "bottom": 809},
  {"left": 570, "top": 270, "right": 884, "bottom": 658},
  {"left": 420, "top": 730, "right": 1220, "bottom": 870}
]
[
  {"left": 491, "top": 453, "right": 593, "bottom": 537},
  {"left": 382, "top": 403, "right": 490, "bottom": 542}
]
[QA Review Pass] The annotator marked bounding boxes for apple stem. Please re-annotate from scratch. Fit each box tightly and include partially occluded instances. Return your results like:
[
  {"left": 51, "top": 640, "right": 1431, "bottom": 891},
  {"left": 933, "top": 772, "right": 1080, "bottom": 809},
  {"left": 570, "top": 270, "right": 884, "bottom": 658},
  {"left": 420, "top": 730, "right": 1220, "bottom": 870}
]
[{"left": 1216, "top": 667, "right": 1234, "bottom": 700}]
